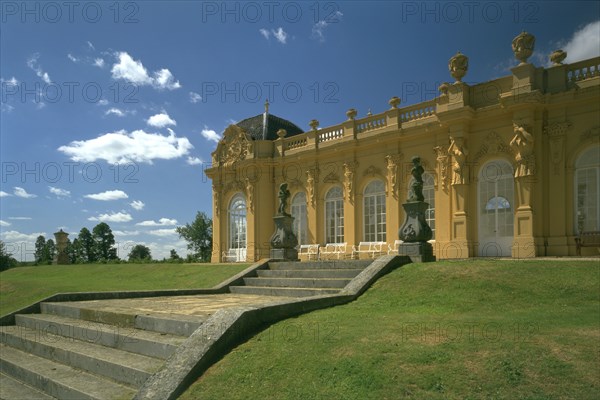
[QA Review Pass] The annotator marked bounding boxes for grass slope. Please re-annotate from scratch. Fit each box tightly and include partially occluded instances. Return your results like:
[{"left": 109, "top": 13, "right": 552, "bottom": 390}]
[
  {"left": 0, "top": 263, "right": 248, "bottom": 316},
  {"left": 182, "top": 260, "right": 600, "bottom": 400}
]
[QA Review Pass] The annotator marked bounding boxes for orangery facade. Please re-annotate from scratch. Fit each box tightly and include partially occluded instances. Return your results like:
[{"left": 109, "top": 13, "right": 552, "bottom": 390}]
[{"left": 205, "top": 32, "right": 600, "bottom": 262}]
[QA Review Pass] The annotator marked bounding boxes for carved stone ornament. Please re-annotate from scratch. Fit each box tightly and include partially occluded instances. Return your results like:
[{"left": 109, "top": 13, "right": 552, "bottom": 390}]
[
  {"left": 343, "top": 162, "right": 357, "bottom": 202},
  {"left": 544, "top": 122, "right": 571, "bottom": 174},
  {"left": 448, "top": 52, "right": 468, "bottom": 82},
  {"left": 550, "top": 50, "right": 567, "bottom": 66},
  {"left": 580, "top": 126, "right": 600, "bottom": 143},
  {"left": 388, "top": 96, "right": 401, "bottom": 109},
  {"left": 448, "top": 137, "right": 468, "bottom": 185},
  {"left": 323, "top": 170, "right": 339, "bottom": 183},
  {"left": 306, "top": 169, "right": 316, "bottom": 207},
  {"left": 433, "top": 146, "right": 449, "bottom": 191},
  {"left": 510, "top": 123, "right": 535, "bottom": 178},
  {"left": 473, "top": 131, "right": 514, "bottom": 163},
  {"left": 213, "top": 184, "right": 222, "bottom": 217},
  {"left": 438, "top": 82, "right": 450, "bottom": 96},
  {"left": 363, "top": 165, "right": 381, "bottom": 177},
  {"left": 385, "top": 154, "right": 401, "bottom": 197},
  {"left": 245, "top": 178, "right": 254, "bottom": 213},
  {"left": 309, "top": 119, "right": 320, "bottom": 131},
  {"left": 512, "top": 31, "right": 535, "bottom": 65},
  {"left": 346, "top": 108, "right": 358, "bottom": 120},
  {"left": 216, "top": 125, "right": 253, "bottom": 167}
]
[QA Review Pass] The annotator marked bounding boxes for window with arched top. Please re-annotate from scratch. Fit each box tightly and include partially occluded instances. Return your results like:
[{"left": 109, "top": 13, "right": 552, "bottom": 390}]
[
  {"left": 575, "top": 145, "right": 600, "bottom": 233},
  {"left": 325, "top": 187, "right": 344, "bottom": 243},
  {"left": 363, "top": 180, "right": 386, "bottom": 242},
  {"left": 291, "top": 192, "right": 308, "bottom": 245},
  {"left": 228, "top": 194, "right": 247, "bottom": 261},
  {"left": 408, "top": 173, "right": 435, "bottom": 239}
]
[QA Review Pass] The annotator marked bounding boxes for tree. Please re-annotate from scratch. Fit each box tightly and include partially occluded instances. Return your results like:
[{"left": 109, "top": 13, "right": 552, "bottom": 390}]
[
  {"left": 92, "top": 223, "right": 118, "bottom": 261},
  {"left": 176, "top": 211, "right": 213, "bottom": 262},
  {"left": 34, "top": 235, "right": 46, "bottom": 264},
  {"left": 128, "top": 244, "right": 152, "bottom": 262},
  {"left": 78, "top": 227, "right": 96, "bottom": 263},
  {"left": 66, "top": 238, "right": 84, "bottom": 264},
  {"left": 42, "top": 239, "right": 56, "bottom": 264},
  {"left": 0, "top": 240, "right": 18, "bottom": 271},
  {"left": 169, "top": 249, "right": 182, "bottom": 263}
]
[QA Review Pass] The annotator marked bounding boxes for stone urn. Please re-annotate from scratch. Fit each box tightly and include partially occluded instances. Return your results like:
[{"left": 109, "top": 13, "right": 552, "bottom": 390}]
[
  {"left": 550, "top": 50, "right": 567, "bottom": 66},
  {"left": 448, "top": 52, "right": 468, "bottom": 82},
  {"left": 512, "top": 31, "right": 535, "bottom": 64},
  {"left": 346, "top": 108, "right": 357, "bottom": 120},
  {"left": 388, "top": 96, "right": 401, "bottom": 109}
]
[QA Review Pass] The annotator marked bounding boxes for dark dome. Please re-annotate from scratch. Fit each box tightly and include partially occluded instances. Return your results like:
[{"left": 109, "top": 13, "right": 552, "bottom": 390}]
[{"left": 235, "top": 113, "right": 304, "bottom": 141}]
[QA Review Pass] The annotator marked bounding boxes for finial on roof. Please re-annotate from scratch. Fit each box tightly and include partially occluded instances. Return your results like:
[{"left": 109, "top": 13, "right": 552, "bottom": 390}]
[{"left": 264, "top": 99, "right": 269, "bottom": 114}]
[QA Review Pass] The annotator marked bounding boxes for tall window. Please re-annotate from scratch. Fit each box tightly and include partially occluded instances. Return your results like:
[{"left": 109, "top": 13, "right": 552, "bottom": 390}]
[
  {"left": 363, "top": 180, "right": 386, "bottom": 242},
  {"left": 291, "top": 192, "right": 308, "bottom": 245},
  {"left": 408, "top": 173, "right": 435, "bottom": 239},
  {"left": 325, "top": 187, "right": 344, "bottom": 243},
  {"left": 228, "top": 194, "right": 247, "bottom": 261},
  {"left": 575, "top": 145, "right": 600, "bottom": 233}
]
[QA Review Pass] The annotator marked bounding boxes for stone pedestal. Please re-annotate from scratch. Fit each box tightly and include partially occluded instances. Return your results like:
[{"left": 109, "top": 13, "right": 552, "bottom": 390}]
[
  {"left": 270, "top": 215, "right": 298, "bottom": 261},
  {"left": 398, "top": 201, "right": 435, "bottom": 262}
]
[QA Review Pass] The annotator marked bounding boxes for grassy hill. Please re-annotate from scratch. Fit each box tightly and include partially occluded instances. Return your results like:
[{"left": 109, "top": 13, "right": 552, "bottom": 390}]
[
  {"left": 0, "top": 263, "right": 248, "bottom": 316},
  {"left": 180, "top": 259, "right": 600, "bottom": 400}
]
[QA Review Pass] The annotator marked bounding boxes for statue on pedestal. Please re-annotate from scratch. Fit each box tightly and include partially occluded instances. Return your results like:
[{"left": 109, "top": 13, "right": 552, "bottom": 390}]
[{"left": 270, "top": 182, "right": 298, "bottom": 260}]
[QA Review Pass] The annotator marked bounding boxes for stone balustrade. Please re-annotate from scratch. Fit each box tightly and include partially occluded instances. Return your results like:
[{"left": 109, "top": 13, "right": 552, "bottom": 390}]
[{"left": 567, "top": 57, "right": 600, "bottom": 83}]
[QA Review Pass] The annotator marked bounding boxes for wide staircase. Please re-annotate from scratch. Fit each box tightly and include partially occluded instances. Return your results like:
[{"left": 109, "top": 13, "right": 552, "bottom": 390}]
[
  {"left": 229, "top": 260, "right": 372, "bottom": 297},
  {"left": 0, "top": 259, "right": 373, "bottom": 399}
]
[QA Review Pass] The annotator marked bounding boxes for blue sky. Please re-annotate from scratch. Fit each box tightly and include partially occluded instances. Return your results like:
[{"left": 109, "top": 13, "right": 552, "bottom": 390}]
[{"left": 1, "top": 1, "right": 599, "bottom": 261}]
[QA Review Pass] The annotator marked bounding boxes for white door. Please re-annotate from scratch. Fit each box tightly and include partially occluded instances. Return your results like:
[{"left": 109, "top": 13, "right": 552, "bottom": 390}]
[
  {"left": 229, "top": 195, "right": 247, "bottom": 262},
  {"left": 478, "top": 160, "right": 514, "bottom": 257}
]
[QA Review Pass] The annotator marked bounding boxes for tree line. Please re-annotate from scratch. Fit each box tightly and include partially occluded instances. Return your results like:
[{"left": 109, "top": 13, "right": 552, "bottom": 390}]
[{"left": 1, "top": 211, "right": 213, "bottom": 270}]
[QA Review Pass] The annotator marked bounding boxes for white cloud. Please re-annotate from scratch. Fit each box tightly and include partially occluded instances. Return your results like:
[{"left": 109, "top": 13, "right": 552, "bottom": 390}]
[
  {"left": 105, "top": 108, "right": 126, "bottom": 117},
  {"left": 147, "top": 112, "right": 176, "bottom": 128},
  {"left": 111, "top": 52, "right": 152, "bottom": 85},
  {"left": 1, "top": 230, "right": 45, "bottom": 242},
  {"left": 189, "top": 92, "right": 202, "bottom": 103},
  {"left": 1, "top": 77, "right": 19, "bottom": 85},
  {"left": 1, "top": 103, "right": 15, "bottom": 113},
  {"left": 49, "top": 186, "right": 71, "bottom": 197},
  {"left": 14, "top": 187, "right": 37, "bottom": 198},
  {"left": 186, "top": 156, "right": 203, "bottom": 165},
  {"left": 98, "top": 99, "right": 109, "bottom": 106},
  {"left": 136, "top": 218, "right": 178, "bottom": 226},
  {"left": 272, "top": 27, "right": 288, "bottom": 44},
  {"left": 0, "top": 220, "right": 10, "bottom": 227},
  {"left": 311, "top": 12, "right": 342, "bottom": 42},
  {"left": 67, "top": 53, "right": 79, "bottom": 63},
  {"left": 152, "top": 69, "right": 181, "bottom": 90},
  {"left": 84, "top": 190, "right": 129, "bottom": 201},
  {"left": 88, "top": 211, "right": 132, "bottom": 223},
  {"left": 200, "top": 126, "right": 221, "bottom": 143},
  {"left": 113, "top": 230, "right": 140, "bottom": 236},
  {"left": 259, "top": 28, "right": 270, "bottom": 40},
  {"left": 562, "top": 20, "right": 600, "bottom": 63},
  {"left": 93, "top": 58, "right": 105, "bottom": 68},
  {"left": 148, "top": 228, "right": 178, "bottom": 237},
  {"left": 111, "top": 52, "right": 181, "bottom": 90},
  {"left": 0, "top": 191, "right": 12, "bottom": 197},
  {"left": 8, "top": 217, "right": 31, "bottom": 220},
  {"left": 87, "top": 41, "right": 95, "bottom": 51},
  {"left": 26, "top": 53, "right": 51, "bottom": 84},
  {"left": 130, "top": 200, "right": 145, "bottom": 210},
  {"left": 58, "top": 129, "right": 193, "bottom": 164}
]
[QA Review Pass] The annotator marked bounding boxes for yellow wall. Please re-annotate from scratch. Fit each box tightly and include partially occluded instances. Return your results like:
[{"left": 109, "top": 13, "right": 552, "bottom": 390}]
[{"left": 206, "top": 50, "right": 600, "bottom": 262}]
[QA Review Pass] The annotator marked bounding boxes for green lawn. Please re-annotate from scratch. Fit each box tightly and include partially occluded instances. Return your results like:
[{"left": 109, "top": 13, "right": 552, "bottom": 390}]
[
  {"left": 181, "top": 259, "right": 600, "bottom": 400},
  {"left": 0, "top": 263, "right": 249, "bottom": 316}
]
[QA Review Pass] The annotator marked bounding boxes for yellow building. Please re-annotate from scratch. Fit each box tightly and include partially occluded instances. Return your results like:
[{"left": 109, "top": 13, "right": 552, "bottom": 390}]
[{"left": 205, "top": 32, "right": 600, "bottom": 262}]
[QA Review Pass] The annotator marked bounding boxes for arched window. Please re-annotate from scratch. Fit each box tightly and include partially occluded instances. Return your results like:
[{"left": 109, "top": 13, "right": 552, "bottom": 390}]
[
  {"left": 228, "top": 194, "right": 247, "bottom": 262},
  {"left": 575, "top": 145, "right": 600, "bottom": 233},
  {"left": 325, "top": 187, "right": 344, "bottom": 243},
  {"left": 408, "top": 173, "right": 435, "bottom": 239},
  {"left": 291, "top": 192, "right": 308, "bottom": 245},
  {"left": 363, "top": 180, "right": 386, "bottom": 242}
]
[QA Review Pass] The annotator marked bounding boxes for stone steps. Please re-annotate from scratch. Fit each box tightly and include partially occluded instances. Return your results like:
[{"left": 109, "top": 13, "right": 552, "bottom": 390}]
[
  {"left": 229, "top": 259, "right": 371, "bottom": 297},
  {"left": 229, "top": 286, "right": 341, "bottom": 297},
  {"left": 0, "top": 372, "right": 56, "bottom": 400},
  {"left": 0, "top": 345, "right": 137, "bottom": 400},
  {"left": 0, "top": 299, "right": 196, "bottom": 400},
  {"left": 243, "top": 277, "right": 351, "bottom": 288},
  {"left": 256, "top": 268, "right": 364, "bottom": 279},
  {"left": 268, "top": 260, "right": 372, "bottom": 270}
]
